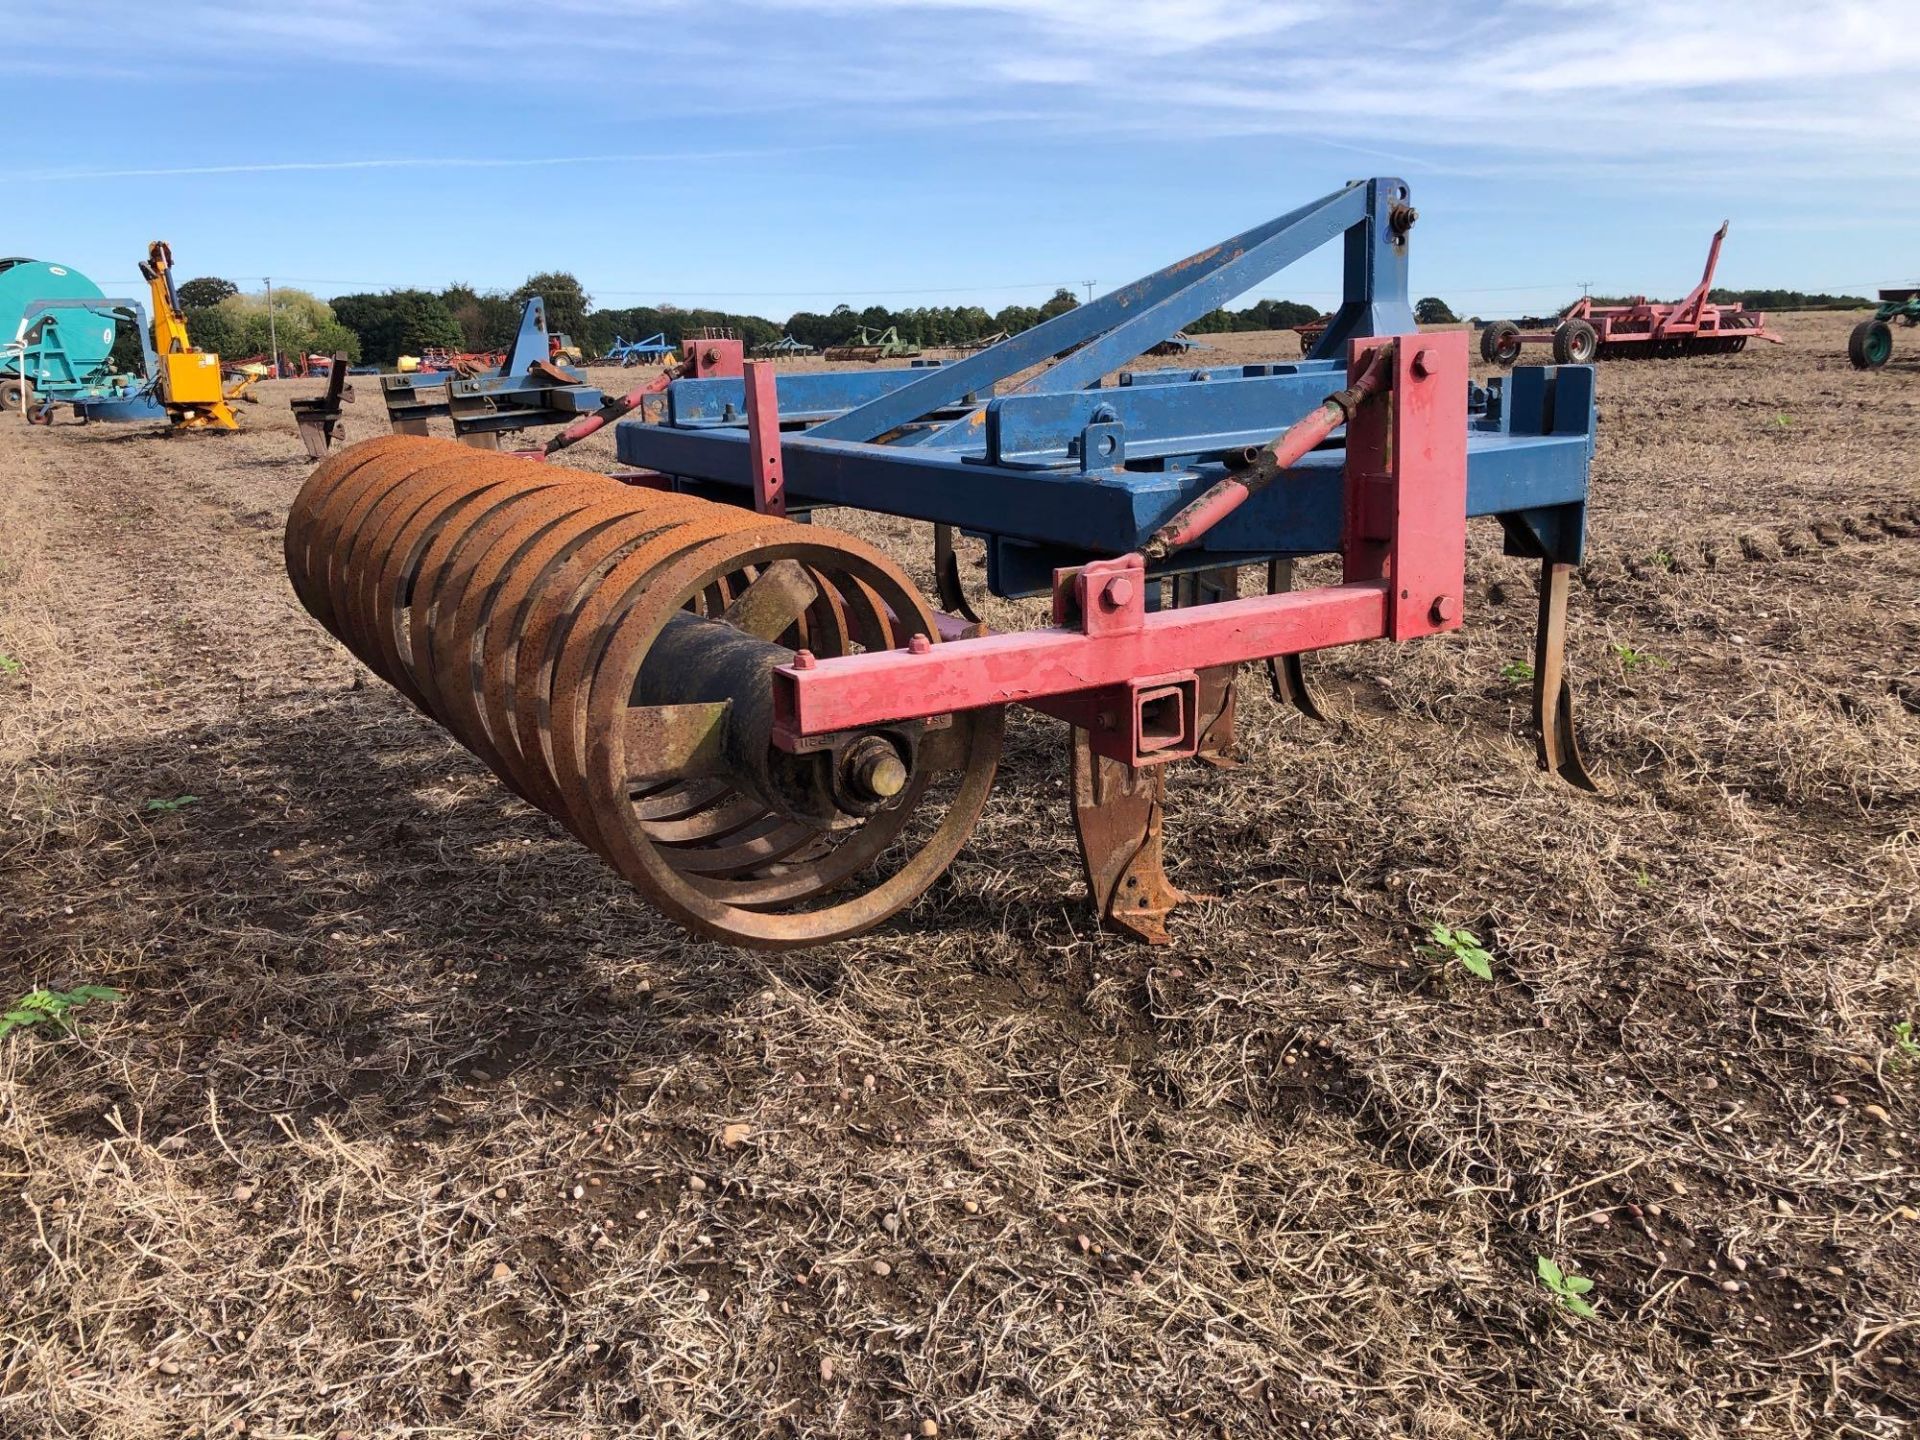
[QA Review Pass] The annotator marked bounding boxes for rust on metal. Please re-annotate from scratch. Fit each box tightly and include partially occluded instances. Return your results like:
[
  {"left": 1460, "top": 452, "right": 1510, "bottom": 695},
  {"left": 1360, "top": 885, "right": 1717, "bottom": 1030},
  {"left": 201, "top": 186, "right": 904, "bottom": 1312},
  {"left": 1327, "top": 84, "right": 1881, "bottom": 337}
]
[
  {"left": 284, "top": 434, "right": 1005, "bottom": 951},
  {"left": 1532, "top": 558, "right": 1599, "bottom": 791},
  {"left": 1070, "top": 728, "right": 1185, "bottom": 945}
]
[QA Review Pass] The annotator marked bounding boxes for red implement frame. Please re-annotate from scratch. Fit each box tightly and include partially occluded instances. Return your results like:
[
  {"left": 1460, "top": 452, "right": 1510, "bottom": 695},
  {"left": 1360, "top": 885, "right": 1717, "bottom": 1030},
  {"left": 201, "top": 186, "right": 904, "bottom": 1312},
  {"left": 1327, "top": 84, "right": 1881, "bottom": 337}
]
[
  {"left": 760, "top": 334, "right": 1468, "bottom": 941},
  {"left": 743, "top": 360, "right": 787, "bottom": 516},
  {"left": 768, "top": 334, "right": 1466, "bottom": 746},
  {"left": 1487, "top": 223, "right": 1781, "bottom": 362}
]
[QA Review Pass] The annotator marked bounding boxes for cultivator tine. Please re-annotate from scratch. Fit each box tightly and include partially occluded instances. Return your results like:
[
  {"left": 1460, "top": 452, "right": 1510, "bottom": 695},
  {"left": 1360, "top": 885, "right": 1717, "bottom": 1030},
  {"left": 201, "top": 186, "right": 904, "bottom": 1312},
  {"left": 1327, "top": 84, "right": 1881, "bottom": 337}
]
[
  {"left": 1070, "top": 729, "right": 1185, "bottom": 945},
  {"left": 1532, "top": 559, "right": 1599, "bottom": 791},
  {"left": 933, "top": 523, "right": 981, "bottom": 623},
  {"left": 1195, "top": 665, "right": 1240, "bottom": 770},
  {"left": 1173, "top": 570, "right": 1244, "bottom": 768},
  {"left": 1263, "top": 559, "right": 1326, "bottom": 720}
]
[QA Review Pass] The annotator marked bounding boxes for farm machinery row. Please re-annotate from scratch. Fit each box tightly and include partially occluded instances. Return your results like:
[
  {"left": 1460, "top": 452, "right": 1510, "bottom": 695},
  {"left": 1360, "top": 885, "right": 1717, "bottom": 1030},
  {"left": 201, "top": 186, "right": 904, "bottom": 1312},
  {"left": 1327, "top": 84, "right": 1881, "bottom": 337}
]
[
  {"left": 287, "top": 178, "right": 1600, "bottom": 950},
  {"left": 2, "top": 243, "right": 248, "bottom": 430}
]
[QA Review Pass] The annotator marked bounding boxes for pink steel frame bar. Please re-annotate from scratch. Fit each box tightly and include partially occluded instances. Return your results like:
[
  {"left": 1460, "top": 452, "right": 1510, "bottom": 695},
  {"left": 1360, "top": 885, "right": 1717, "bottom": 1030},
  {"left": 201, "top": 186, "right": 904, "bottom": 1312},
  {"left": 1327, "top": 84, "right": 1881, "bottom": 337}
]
[
  {"left": 768, "top": 333, "right": 1470, "bottom": 749},
  {"left": 743, "top": 360, "right": 787, "bottom": 517}
]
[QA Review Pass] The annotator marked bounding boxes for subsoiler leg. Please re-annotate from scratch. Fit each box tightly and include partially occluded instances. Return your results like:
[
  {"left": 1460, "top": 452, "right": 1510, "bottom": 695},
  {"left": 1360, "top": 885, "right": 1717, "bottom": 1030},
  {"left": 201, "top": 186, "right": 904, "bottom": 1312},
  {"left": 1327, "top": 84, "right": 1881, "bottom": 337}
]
[
  {"left": 1532, "top": 558, "right": 1599, "bottom": 791},
  {"left": 1070, "top": 728, "right": 1185, "bottom": 945}
]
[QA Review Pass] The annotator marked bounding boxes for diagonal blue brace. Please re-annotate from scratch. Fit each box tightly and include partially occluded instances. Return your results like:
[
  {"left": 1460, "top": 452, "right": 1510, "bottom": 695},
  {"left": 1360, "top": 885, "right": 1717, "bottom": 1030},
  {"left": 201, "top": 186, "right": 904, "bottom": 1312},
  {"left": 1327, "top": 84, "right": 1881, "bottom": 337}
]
[{"left": 807, "top": 178, "right": 1416, "bottom": 446}]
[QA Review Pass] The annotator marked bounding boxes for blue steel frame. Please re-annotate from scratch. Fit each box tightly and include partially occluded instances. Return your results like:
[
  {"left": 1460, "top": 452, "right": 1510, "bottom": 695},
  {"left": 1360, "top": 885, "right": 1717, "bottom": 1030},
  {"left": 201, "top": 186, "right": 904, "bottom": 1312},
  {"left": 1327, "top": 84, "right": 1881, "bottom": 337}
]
[{"left": 613, "top": 178, "right": 1592, "bottom": 595}]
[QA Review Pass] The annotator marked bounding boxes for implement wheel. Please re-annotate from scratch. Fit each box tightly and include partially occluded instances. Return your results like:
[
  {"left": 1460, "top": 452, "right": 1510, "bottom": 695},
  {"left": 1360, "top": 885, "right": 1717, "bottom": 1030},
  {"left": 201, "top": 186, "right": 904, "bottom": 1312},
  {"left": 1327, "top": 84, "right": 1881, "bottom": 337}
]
[
  {"left": 1849, "top": 319, "right": 1893, "bottom": 371},
  {"left": 1552, "top": 319, "right": 1599, "bottom": 364},
  {"left": 0, "top": 376, "right": 32, "bottom": 412},
  {"left": 1480, "top": 321, "right": 1522, "bottom": 367}
]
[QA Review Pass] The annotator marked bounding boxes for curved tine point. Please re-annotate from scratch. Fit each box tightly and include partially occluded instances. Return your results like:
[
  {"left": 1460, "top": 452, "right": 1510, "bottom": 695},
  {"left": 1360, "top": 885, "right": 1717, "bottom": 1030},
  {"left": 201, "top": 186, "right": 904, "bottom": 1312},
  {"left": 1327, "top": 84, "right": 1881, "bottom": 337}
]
[
  {"left": 1541, "top": 676, "right": 1601, "bottom": 792},
  {"left": 933, "top": 524, "right": 982, "bottom": 624},
  {"left": 1266, "top": 653, "right": 1326, "bottom": 721}
]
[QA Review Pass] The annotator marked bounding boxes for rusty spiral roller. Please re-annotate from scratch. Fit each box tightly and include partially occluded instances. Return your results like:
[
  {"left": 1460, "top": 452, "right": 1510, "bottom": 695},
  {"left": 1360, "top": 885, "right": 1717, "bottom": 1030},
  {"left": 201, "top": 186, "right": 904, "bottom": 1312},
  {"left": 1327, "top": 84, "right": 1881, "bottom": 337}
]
[{"left": 286, "top": 436, "right": 1003, "bottom": 948}]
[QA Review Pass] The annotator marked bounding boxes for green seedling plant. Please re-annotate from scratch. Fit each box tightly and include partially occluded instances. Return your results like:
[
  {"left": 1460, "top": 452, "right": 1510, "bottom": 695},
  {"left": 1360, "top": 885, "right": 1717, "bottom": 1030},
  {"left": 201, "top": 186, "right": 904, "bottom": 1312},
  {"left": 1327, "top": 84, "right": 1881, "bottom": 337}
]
[
  {"left": 1614, "top": 644, "right": 1667, "bottom": 674},
  {"left": 0, "top": 652, "right": 20, "bottom": 677},
  {"left": 1650, "top": 549, "right": 1675, "bottom": 571},
  {"left": 1421, "top": 923, "right": 1493, "bottom": 981},
  {"left": 1536, "top": 1255, "right": 1598, "bottom": 1318},
  {"left": 1500, "top": 661, "right": 1534, "bottom": 684},
  {"left": 1892, "top": 1020, "right": 1918, "bottom": 1069},
  {"left": 144, "top": 795, "right": 200, "bottom": 813},
  {"left": 1, "top": 985, "right": 123, "bottom": 1042}
]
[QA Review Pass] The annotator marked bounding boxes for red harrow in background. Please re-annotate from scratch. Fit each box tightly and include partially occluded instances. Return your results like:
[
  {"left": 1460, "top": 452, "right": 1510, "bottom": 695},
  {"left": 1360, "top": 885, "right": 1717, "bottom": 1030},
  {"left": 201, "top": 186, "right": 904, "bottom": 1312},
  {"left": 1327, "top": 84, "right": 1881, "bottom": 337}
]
[{"left": 1481, "top": 222, "right": 1781, "bottom": 366}]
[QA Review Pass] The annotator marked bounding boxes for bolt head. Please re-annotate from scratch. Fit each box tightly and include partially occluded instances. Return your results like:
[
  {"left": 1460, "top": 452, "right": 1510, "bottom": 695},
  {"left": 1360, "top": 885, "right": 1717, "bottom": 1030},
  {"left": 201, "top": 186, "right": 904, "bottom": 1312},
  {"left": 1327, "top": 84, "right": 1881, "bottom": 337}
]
[
  {"left": 792, "top": 648, "right": 816, "bottom": 670},
  {"left": 1101, "top": 575, "right": 1134, "bottom": 610},
  {"left": 1429, "top": 594, "right": 1457, "bottom": 623},
  {"left": 908, "top": 632, "right": 932, "bottom": 655}
]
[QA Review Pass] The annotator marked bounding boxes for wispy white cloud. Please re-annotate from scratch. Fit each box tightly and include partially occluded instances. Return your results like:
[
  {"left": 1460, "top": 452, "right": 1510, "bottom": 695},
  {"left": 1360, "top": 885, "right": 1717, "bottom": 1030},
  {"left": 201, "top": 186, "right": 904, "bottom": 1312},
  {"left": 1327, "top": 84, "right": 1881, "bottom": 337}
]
[
  {"left": 13, "top": 0, "right": 1911, "bottom": 179},
  {"left": 9, "top": 0, "right": 1914, "bottom": 304},
  {"left": 0, "top": 145, "right": 846, "bottom": 184}
]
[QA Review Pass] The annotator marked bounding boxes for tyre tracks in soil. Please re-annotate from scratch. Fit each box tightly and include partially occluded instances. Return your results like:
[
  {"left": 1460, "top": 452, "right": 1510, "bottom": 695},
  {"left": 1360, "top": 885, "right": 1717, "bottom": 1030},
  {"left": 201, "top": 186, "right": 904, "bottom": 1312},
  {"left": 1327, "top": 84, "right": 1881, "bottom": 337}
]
[{"left": 1, "top": 423, "right": 340, "bottom": 751}]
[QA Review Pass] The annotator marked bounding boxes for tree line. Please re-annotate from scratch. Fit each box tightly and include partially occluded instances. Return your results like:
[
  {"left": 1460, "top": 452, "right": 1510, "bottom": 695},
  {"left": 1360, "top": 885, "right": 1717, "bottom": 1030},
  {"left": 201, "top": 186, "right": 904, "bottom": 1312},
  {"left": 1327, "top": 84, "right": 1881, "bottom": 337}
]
[
  {"left": 167, "top": 268, "right": 1879, "bottom": 371},
  {"left": 171, "top": 271, "right": 1347, "bottom": 368}
]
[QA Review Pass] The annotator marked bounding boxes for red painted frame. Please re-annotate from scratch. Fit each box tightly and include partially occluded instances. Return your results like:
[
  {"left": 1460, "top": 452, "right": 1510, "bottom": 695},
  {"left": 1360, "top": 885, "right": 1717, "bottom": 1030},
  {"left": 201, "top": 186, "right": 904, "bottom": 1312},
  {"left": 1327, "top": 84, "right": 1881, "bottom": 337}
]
[
  {"left": 767, "top": 333, "right": 1469, "bottom": 748},
  {"left": 743, "top": 360, "right": 787, "bottom": 517}
]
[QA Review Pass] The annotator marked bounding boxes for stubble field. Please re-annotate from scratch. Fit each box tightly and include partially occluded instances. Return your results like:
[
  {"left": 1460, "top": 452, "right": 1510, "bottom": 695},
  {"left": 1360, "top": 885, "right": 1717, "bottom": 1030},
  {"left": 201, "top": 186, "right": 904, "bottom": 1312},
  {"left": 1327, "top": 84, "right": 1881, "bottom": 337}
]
[{"left": 1, "top": 311, "right": 1916, "bottom": 1439}]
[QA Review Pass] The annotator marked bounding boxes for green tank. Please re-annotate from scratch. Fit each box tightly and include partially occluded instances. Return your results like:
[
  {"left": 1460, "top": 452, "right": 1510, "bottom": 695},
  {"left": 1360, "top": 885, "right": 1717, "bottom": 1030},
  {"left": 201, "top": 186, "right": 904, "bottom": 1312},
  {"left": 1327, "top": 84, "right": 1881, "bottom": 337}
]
[{"left": 0, "top": 257, "right": 119, "bottom": 408}]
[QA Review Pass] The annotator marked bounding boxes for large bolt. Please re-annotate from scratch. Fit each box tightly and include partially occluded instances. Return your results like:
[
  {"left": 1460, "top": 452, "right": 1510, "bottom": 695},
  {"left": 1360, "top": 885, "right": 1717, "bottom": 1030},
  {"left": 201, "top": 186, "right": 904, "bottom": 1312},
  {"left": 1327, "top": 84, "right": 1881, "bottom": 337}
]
[
  {"left": 842, "top": 736, "right": 908, "bottom": 801},
  {"left": 1101, "top": 575, "right": 1134, "bottom": 610},
  {"left": 1429, "top": 594, "right": 1457, "bottom": 623},
  {"left": 908, "top": 632, "right": 932, "bottom": 655}
]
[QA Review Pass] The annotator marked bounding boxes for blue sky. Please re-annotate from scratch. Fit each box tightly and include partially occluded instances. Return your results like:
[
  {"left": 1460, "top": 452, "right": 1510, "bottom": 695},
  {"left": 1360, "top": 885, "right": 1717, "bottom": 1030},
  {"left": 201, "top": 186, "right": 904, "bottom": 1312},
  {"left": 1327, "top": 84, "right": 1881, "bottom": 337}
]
[{"left": 8, "top": 1, "right": 1917, "bottom": 319}]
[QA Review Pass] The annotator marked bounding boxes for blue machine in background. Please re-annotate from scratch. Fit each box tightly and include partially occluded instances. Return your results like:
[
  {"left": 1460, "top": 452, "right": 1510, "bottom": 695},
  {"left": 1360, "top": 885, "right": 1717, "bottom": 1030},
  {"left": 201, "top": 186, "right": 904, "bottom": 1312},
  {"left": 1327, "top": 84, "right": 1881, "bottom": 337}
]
[{"left": 379, "top": 296, "right": 603, "bottom": 447}]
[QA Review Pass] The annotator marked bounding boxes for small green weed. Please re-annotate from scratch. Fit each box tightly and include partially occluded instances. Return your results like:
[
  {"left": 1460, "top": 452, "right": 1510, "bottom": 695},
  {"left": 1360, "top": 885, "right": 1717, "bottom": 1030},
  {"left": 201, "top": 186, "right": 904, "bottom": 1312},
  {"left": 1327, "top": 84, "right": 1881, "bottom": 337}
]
[
  {"left": 1, "top": 985, "right": 124, "bottom": 1042},
  {"left": 1536, "top": 1255, "right": 1597, "bottom": 1318},
  {"left": 1421, "top": 923, "right": 1493, "bottom": 981},
  {"left": 1771, "top": 414, "right": 1793, "bottom": 429},
  {"left": 1614, "top": 644, "right": 1667, "bottom": 674},
  {"left": 1499, "top": 661, "right": 1534, "bottom": 684},
  {"left": 1892, "top": 1020, "right": 1918, "bottom": 1068},
  {"left": 0, "top": 652, "right": 20, "bottom": 677},
  {"left": 144, "top": 795, "right": 200, "bottom": 813},
  {"left": 1650, "top": 549, "right": 1674, "bottom": 571}
]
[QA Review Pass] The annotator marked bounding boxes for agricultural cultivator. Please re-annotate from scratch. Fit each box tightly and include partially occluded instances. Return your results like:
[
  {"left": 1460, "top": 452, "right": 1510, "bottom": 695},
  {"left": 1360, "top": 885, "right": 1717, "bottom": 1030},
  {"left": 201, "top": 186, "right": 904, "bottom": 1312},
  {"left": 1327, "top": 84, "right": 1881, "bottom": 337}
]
[
  {"left": 606, "top": 333, "right": 677, "bottom": 366},
  {"left": 291, "top": 354, "right": 356, "bottom": 459},
  {"left": 753, "top": 335, "right": 816, "bottom": 359},
  {"left": 823, "top": 326, "right": 921, "bottom": 362},
  {"left": 379, "top": 298, "right": 599, "bottom": 448},
  {"left": 1481, "top": 223, "right": 1780, "bottom": 366},
  {"left": 287, "top": 178, "right": 1599, "bottom": 950},
  {"left": 1849, "top": 288, "right": 1919, "bottom": 370}
]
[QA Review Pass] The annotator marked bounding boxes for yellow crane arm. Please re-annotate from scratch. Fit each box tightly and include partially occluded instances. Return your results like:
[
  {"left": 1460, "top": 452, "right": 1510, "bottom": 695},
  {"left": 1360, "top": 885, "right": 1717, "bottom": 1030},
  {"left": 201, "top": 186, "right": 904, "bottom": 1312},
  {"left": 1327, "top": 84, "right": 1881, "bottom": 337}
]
[{"left": 135, "top": 240, "right": 239, "bottom": 430}]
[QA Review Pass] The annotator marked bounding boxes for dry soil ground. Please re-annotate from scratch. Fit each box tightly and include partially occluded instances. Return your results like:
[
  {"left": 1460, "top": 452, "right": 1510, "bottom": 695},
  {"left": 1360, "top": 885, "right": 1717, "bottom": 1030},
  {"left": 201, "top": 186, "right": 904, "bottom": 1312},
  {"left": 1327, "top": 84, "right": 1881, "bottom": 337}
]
[{"left": 1, "top": 313, "right": 1916, "bottom": 1439}]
